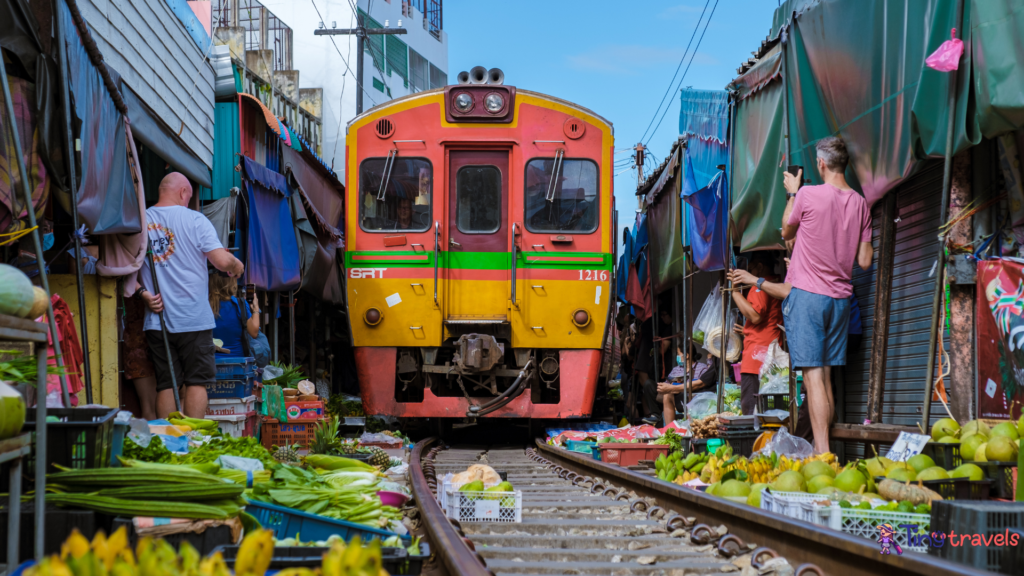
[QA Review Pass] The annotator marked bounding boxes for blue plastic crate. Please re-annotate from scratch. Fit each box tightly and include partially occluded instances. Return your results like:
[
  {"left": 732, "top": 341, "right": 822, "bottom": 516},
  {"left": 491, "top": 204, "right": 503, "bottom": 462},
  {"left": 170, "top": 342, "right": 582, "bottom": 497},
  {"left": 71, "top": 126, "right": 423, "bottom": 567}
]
[
  {"left": 207, "top": 377, "right": 255, "bottom": 399},
  {"left": 215, "top": 356, "right": 256, "bottom": 380},
  {"left": 246, "top": 501, "right": 409, "bottom": 542},
  {"left": 566, "top": 440, "right": 597, "bottom": 454},
  {"left": 591, "top": 446, "right": 601, "bottom": 461},
  {"left": 109, "top": 423, "right": 128, "bottom": 467}
]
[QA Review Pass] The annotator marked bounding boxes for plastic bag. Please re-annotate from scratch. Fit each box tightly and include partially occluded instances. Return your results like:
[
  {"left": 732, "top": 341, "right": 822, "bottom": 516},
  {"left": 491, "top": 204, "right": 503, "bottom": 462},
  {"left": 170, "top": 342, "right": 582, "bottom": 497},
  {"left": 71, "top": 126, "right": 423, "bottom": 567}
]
[
  {"left": 262, "top": 364, "right": 284, "bottom": 382},
  {"left": 756, "top": 340, "right": 790, "bottom": 394},
  {"left": 692, "top": 282, "right": 723, "bottom": 347},
  {"left": 360, "top": 432, "right": 402, "bottom": 446},
  {"left": 215, "top": 455, "right": 264, "bottom": 471},
  {"left": 756, "top": 426, "right": 813, "bottom": 460},
  {"left": 686, "top": 392, "right": 719, "bottom": 420},
  {"left": 704, "top": 308, "right": 743, "bottom": 362},
  {"left": 926, "top": 28, "right": 964, "bottom": 72},
  {"left": 722, "top": 383, "right": 742, "bottom": 415},
  {"left": 262, "top": 384, "right": 286, "bottom": 421}
]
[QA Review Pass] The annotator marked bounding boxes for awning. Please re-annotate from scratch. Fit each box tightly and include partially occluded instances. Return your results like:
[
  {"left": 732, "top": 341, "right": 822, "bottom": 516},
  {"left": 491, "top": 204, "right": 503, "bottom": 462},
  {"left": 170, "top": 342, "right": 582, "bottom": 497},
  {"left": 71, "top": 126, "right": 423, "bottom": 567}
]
[
  {"left": 679, "top": 89, "right": 730, "bottom": 205},
  {"left": 730, "top": 68, "right": 786, "bottom": 251},
  {"left": 122, "top": 84, "right": 212, "bottom": 187},
  {"left": 239, "top": 156, "right": 301, "bottom": 291},
  {"left": 642, "top": 144, "right": 680, "bottom": 206},
  {"left": 646, "top": 156, "right": 685, "bottom": 294},
  {"left": 683, "top": 149, "right": 729, "bottom": 272},
  {"left": 240, "top": 92, "right": 284, "bottom": 139},
  {"left": 282, "top": 146, "right": 343, "bottom": 234},
  {"left": 730, "top": 44, "right": 781, "bottom": 102},
  {"left": 59, "top": 0, "right": 138, "bottom": 235}
]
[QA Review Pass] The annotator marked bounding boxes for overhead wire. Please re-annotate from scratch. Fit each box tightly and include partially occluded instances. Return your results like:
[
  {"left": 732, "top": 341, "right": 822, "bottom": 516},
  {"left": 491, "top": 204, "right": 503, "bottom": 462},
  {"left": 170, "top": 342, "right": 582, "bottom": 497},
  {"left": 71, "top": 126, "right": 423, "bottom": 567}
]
[
  {"left": 637, "top": 0, "right": 713, "bottom": 144},
  {"left": 644, "top": 0, "right": 720, "bottom": 147},
  {"left": 329, "top": 6, "right": 356, "bottom": 166}
]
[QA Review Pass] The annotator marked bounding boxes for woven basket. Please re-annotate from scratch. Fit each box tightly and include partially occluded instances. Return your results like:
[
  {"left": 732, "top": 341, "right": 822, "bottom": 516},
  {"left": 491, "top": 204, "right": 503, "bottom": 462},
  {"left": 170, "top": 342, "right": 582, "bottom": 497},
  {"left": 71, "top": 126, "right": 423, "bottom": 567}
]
[{"left": 704, "top": 326, "right": 743, "bottom": 362}]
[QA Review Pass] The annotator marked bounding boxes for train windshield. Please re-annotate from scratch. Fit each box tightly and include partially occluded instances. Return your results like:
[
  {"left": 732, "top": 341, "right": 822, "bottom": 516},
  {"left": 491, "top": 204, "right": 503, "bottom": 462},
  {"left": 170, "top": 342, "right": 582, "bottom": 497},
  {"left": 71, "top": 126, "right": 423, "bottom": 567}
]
[
  {"left": 359, "top": 157, "right": 432, "bottom": 232},
  {"left": 524, "top": 158, "right": 599, "bottom": 233},
  {"left": 456, "top": 165, "right": 502, "bottom": 234}
]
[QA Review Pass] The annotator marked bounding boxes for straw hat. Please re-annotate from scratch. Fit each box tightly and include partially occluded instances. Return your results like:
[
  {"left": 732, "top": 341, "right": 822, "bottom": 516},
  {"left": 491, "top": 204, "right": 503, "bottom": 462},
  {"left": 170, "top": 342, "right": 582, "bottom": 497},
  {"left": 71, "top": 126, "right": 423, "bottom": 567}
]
[{"left": 704, "top": 326, "right": 743, "bottom": 362}]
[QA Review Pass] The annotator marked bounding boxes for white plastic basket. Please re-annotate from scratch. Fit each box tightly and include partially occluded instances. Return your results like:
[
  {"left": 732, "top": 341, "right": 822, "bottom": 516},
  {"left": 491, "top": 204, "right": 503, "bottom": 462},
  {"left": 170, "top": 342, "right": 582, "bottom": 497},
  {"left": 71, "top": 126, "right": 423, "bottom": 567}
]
[
  {"left": 436, "top": 474, "right": 502, "bottom": 513},
  {"left": 761, "top": 490, "right": 829, "bottom": 522},
  {"left": 445, "top": 489, "right": 522, "bottom": 523},
  {"left": 815, "top": 506, "right": 930, "bottom": 553},
  {"left": 207, "top": 395, "right": 257, "bottom": 416}
]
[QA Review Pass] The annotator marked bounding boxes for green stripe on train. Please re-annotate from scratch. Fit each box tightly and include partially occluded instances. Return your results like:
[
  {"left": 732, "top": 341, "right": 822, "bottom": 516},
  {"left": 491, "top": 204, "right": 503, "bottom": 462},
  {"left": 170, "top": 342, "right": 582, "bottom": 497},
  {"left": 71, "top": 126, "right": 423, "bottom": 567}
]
[{"left": 344, "top": 251, "right": 614, "bottom": 270}]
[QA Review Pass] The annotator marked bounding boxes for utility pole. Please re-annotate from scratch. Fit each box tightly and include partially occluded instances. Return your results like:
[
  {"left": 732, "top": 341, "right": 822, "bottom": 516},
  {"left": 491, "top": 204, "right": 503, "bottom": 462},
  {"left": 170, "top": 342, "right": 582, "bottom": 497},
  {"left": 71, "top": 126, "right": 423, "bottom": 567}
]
[
  {"left": 315, "top": 14, "right": 407, "bottom": 114},
  {"left": 634, "top": 143, "right": 646, "bottom": 210}
]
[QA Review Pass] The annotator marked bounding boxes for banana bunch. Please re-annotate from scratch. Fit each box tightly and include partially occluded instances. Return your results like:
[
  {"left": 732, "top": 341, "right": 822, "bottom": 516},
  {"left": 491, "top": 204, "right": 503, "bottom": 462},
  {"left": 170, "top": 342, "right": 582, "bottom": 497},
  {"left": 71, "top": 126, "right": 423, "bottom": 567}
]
[
  {"left": 167, "top": 411, "right": 219, "bottom": 434},
  {"left": 655, "top": 451, "right": 708, "bottom": 483},
  {"left": 747, "top": 454, "right": 775, "bottom": 484},
  {"left": 321, "top": 536, "right": 386, "bottom": 576}
]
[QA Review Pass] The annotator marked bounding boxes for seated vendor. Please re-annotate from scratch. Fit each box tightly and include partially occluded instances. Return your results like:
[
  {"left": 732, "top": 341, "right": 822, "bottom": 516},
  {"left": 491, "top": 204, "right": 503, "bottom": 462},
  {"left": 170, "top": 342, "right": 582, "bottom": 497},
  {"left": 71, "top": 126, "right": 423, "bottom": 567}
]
[{"left": 642, "top": 345, "right": 719, "bottom": 426}]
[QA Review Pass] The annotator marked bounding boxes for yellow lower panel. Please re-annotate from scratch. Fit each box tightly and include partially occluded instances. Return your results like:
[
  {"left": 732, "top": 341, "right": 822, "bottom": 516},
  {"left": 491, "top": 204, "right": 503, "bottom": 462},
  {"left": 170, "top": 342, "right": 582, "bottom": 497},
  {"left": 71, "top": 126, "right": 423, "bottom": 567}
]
[
  {"left": 511, "top": 278, "right": 610, "bottom": 349},
  {"left": 447, "top": 279, "right": 508, "bottom": 320},
  {"left": 348, "top": 278, "right": 443, "bottom": 347}
]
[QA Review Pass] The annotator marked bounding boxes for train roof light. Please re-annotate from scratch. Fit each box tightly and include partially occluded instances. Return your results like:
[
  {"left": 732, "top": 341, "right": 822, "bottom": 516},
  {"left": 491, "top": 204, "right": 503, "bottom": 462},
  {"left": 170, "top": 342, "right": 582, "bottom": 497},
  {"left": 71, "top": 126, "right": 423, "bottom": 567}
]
[
  {"left": 454, "top": 93, "right": 474, "bottom": 113},
  {"left": 484, "top": 93, "right": 504, "bottom": 114}
]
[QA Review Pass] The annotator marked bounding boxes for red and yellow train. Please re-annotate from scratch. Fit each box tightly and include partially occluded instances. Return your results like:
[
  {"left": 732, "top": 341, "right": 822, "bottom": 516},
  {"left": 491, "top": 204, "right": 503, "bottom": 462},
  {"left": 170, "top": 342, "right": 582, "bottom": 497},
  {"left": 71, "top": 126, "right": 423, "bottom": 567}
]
[{"left": 344, "top": 67, "right": 614, "bottom": 421}]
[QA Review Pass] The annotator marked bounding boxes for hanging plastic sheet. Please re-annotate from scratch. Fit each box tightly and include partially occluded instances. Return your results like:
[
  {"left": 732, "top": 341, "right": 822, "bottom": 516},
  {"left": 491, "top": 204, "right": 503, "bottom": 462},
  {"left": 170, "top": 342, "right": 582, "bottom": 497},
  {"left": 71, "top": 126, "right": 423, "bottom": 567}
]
[
  {"left": 679, "top": 89, "right": 730, "bottom": 189},
  {"left": 617, "top": 227, "right": 633, "bottom": 303},
  {"left": 0, "top": 75, "right": 49, "bottom": 233},
  {"left": 645, "top": 151, "right": 685, "bottom": 294},
  {"left": 58, "top": 1, "right": 138, "bottom": 235},
  {"left": 284, "top": 152, "right": 345, "bottom": 305},
  {"left": 683, "top": 149, "right": 729, "bottom": 272},
  {"left": 968, "top": 1, "right": 1024, "bottom": 138},
  {"left": 239, "top": 156, "right": 301, "bottom": 291},
  {"left": 282, "top": 146, "right": 343, "bottom": 231},
  {"left": 730, "top": 51, "right": 787, "bottom": 251},
  {"left": 626, "top": 250, "right": 651, "bottom": 323}
]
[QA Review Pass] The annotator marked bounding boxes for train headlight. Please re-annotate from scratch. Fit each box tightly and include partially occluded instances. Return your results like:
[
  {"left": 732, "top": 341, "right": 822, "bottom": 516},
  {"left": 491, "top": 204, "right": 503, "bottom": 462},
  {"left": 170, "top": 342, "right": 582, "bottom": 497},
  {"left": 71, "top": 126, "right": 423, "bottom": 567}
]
[
  {"left": 454, "top": 92, "right": 474, "bottom": 113},
  {"left": 364, "top": 307, "right": 383, "bottom": 326},
  {"left": 484, "top": 92, "right": 504, "bottom": 113},
  {"left": 572, "top": 309, "right": 591, "bottom": 328}
]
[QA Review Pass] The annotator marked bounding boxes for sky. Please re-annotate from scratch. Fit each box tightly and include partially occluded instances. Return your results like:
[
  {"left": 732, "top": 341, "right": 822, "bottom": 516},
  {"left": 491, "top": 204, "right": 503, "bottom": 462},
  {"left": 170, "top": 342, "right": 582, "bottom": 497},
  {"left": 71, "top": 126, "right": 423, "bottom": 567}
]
[{"left": 446, "top": 0, "right": 780, "bottom": 232}]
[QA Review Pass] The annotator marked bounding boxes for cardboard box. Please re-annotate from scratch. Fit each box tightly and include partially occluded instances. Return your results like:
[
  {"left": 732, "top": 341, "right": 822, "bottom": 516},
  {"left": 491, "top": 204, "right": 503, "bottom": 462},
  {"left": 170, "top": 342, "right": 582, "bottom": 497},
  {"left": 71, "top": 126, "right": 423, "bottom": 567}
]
[{"left": 285, "top": 401, "right": 324, "bottom": 421}]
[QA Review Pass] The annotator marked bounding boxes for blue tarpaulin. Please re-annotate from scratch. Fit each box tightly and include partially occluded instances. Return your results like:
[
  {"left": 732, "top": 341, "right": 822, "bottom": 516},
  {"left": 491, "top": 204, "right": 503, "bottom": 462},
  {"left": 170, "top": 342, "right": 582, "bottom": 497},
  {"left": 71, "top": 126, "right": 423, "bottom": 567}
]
[
  {"left": 617, "top": 229, "right": 633, "bottom": 303},
  {"left": 679, "top": 89, "right": 730, "bottom": 248},
  {"left": 240, "top": 157, "right": 301, "bottom": 291},
  {"left": 682, "top": 148, "right": 729, "bottom": 272}
]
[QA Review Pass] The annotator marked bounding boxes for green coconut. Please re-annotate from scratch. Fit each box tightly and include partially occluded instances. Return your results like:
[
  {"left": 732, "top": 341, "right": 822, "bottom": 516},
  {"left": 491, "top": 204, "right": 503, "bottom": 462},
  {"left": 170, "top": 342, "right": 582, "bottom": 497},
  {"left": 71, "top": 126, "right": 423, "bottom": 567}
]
[
  {"left": 0, "top": 382, "right": 27, "bottom": 440},
  {"left": 719, "top": 480, "right": 752, "bottom": 498},
  {"left": 991, "top": 422, "right": 1020, "bottom": 441},
  {"left": 886, "top": 464, "right": 917, "bottom": 482},
  {"left": 931, "top": 417, "right": 960, "bottom": 441},
  {"left": 917, "top": 466, "right": 949, "bottom": 481},
  {"left": 986, "top": 435, "right": 1017, "bottom": 462},
  {"left": 833, "top": 469, "right": 867, "bottom": 493},
  {"left": 959, "top": 434, "right": 986, "bottom": 460},
  {"left": 0, "top": 264, "right": 35, "bottom": 318},
  {"left": 962, "top": 420, "right": 991, "bottom": 439},
  {"left": 806, "top": 475, "right": 834, "bottom": 494},
  {"left": 949, "top": 463, "right": 984, "bottom": 481},
  {"left": 907, "top": 454, "right": 935, "bottom": 473},
  {"left": 771, "top": 470, "right": 806, "bottom": 493},
  {"left": 801, "top": 460, "right": 835, "bottom": 481}
]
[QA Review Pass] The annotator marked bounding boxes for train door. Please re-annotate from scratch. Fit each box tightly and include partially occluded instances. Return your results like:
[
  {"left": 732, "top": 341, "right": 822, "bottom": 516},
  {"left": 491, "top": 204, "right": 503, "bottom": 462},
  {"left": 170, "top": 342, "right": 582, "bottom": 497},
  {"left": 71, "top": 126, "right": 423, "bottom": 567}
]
[{"left": 445, "top": 150, "right": 510, "bottom": 322}]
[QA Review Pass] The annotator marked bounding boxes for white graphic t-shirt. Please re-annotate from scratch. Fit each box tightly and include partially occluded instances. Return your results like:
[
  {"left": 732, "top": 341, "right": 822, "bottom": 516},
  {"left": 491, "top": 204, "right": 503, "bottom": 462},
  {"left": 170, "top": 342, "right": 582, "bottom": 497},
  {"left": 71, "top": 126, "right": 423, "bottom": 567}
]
[{"left": 141, "top": 206, "right": 223, "bottom": 333}]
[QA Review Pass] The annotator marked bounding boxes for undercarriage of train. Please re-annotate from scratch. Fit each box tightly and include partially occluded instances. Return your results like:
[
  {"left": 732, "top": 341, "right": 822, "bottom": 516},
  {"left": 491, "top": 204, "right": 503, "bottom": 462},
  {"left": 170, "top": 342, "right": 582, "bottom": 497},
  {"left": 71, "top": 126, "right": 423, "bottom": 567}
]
[{"left": 392, "top": 330, "right": 563, "bottom": 419}]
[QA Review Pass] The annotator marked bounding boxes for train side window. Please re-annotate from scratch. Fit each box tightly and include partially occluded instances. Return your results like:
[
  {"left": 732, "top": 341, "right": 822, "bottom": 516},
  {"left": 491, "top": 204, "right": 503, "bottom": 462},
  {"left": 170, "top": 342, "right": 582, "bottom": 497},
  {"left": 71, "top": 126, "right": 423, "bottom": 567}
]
[
  {"left": 524, "top": 158, "right": 599, "bottom": 234},
  {"left": 456, "top": 165, "right": 501, "bottom": 234},
  {"left": 358, "top": 157, "right": 432, "bottom": 233}
]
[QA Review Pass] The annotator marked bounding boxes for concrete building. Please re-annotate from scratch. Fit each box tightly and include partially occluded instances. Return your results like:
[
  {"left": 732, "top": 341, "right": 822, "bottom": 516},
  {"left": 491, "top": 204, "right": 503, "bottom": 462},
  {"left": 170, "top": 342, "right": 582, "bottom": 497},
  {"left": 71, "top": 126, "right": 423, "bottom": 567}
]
[{"left": 250, "top": 0, "right": 448, "bottom": 176}]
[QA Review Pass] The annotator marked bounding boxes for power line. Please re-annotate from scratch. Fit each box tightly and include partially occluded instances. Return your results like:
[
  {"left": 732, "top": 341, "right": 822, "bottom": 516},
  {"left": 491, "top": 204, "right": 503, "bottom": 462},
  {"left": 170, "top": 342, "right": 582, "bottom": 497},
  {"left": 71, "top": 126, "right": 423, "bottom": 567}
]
[
  {"left": 329, "top": 7, "right": 356, "bottom": 167},
  {"left": 637, "top": 0, "right": 712, "bottom": 144},
  {"left": 644, "top": 0, "right": 719, "bottom": 147},
  {"left": 309, "top": 0, "right": 378, "bottom": 109}
]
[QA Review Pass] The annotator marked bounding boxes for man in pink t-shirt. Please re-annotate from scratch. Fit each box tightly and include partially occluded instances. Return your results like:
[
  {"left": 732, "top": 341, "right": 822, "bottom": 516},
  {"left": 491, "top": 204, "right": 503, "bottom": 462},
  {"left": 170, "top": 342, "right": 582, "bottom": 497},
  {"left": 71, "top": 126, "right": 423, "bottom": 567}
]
[{"left": 780, "top": 136, "right": 873, "bottom": 454}]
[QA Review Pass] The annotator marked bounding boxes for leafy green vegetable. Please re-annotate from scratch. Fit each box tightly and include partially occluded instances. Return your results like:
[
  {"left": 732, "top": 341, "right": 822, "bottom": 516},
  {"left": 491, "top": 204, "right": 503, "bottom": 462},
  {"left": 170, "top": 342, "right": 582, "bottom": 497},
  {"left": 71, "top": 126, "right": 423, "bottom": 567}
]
[
  {"left": 265, "top": 361, "right": 304, "bottom": 388},
  {"left": 122, "top": 435, "right": 175, "bottom": 463},
  {"left": 178, "top": 436, "right": 277, "bottom": 468},
  {"left": 0, "top": 349, "right": 70, "bottom": 385},
  {"left": 326, "top": 394, "right": 365, "bottom": 417}
]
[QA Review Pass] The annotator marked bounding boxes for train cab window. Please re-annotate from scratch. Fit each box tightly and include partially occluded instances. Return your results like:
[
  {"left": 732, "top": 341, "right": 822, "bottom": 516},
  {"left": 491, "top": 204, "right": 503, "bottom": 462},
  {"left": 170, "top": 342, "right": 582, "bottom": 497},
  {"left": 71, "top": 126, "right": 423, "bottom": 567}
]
[
  {"left": 456, "top": 165, "right": 501, "bottom": 234},
  {"left": 358, "top": 157, "right": 432, "bottom": 232},
  {"left": 524, "top": 158, "right": 599, "bottom": 233}
]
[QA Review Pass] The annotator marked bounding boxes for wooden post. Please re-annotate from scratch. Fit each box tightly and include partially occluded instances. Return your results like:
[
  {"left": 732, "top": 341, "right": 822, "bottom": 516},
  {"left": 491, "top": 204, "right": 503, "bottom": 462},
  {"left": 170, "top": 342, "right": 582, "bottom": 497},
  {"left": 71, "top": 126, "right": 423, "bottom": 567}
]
[
  {"left": 867, "top": 192, "right": 897, "bottom": 423},
  {"left": 947, "top": 151, "right": 974, "bottom": 423}
]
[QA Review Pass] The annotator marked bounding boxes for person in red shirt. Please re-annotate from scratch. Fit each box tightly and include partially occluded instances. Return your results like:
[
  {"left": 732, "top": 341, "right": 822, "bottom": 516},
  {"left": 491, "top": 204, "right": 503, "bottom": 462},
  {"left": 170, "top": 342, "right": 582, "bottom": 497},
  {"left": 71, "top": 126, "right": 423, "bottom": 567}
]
[{"left": 730, "top": 252, "right": 784, "bottom": 415}]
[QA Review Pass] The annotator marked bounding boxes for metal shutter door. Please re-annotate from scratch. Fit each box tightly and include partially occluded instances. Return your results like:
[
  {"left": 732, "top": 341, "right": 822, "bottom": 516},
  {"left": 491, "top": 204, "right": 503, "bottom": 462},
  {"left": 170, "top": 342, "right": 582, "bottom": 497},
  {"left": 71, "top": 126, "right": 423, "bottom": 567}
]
[{"left": 845, "top": 160, "right": 948, "bottom": 455}]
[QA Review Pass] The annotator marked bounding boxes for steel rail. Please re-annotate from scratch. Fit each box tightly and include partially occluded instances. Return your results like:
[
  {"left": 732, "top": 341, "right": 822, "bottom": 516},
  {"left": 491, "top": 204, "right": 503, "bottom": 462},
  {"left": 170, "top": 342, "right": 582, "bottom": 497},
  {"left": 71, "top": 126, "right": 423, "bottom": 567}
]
[
  {"left": 409, "top": 438, "right": 490, "bottom": 576},
  {"left": 536, "top": 441, "right": 989, "bottom": 576}
]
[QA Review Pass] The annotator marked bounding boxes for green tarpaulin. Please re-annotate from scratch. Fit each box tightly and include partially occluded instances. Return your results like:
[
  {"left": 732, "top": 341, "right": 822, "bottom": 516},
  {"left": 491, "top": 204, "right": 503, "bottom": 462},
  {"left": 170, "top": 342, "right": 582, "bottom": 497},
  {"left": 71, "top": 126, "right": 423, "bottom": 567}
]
[
  {"left": 645, "top": 146, "right": 686, "bottom": 293},
  {"left": 729, "top": 45, "right": 787, "bottom": 251},
  {"left": 971, "top": 1, "right": 1024, "bottom": 137}
]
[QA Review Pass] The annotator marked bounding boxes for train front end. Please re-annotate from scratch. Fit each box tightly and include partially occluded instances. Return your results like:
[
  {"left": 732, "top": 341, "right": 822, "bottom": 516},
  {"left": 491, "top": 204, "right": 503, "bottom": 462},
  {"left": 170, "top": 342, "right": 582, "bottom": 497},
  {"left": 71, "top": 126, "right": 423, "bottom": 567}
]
[{"left": 345, "top": 73, "right": 614, "bottom": 421}]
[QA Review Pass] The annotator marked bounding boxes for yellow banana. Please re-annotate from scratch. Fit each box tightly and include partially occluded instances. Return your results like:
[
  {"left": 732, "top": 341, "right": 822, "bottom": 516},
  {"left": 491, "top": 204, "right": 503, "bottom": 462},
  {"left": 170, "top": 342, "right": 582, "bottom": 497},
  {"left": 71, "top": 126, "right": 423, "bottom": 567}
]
[
  {"left": 62, "top": 529, "right": 91, "bottom": 560},
  {"left": 179, "top": 541, "right": 201, "bottom": 576},
  {"left": 342, "top": 536, "right": 364, "bottom": 574},
  {"left": 235, "top": 529, "right": 274, "bottom": 576},
  {"left": 198, "top": 552, "right": 231, "bottom": 576},
  {"left": 322, "top": 541, "right": 346, "bottom": 576}
]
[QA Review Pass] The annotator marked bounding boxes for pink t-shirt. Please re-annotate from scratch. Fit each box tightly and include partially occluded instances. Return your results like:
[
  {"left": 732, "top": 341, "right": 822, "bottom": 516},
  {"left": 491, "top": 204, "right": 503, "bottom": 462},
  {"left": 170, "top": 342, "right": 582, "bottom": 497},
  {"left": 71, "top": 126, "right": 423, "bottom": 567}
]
[{"left": 785, "top": 184, "right": 871, "bottom": 299}]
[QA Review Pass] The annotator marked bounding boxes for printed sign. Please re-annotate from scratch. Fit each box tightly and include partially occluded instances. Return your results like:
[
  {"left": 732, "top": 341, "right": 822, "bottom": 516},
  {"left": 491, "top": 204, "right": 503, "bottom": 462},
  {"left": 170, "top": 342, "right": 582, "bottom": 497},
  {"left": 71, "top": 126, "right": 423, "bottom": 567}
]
[
  {"left": 976, "top": 259, "right": 1024, "bottom": 420},
  {"left": 475, "top": 499, "right": 500, "bottom": 519},
  {"left": 885, "top": 432, "right": 931, "bottom": 462}
]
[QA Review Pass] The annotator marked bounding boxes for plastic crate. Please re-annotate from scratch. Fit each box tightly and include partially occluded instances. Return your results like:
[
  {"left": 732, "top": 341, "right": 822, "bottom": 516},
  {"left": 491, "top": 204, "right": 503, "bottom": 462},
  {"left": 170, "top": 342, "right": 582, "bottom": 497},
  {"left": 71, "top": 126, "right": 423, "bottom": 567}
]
[
  {"left": 212, "top": 544, "right": 427, "bottom": 575},
  {"left": 207, "top": 395, "right": 257, "bottom": 416},
  {"left": 597, "top": 444, "right": 670, "bottom": 467},
  {"left": 207, "top": 377, "right": 255, "bottom": 399},
  {"left": 109, "top": 422, "right": 128, "bottom": 467},
  {"left": 922, "top": 442, "right": 962, "bottom": 470},
  {"left": 545, "top": 422, "right": 616, "bottom": 439},
  {"left": 23, "top": 407, "right": 117, "bottom": 472},
  {"left": 261, "top": 418, "right": 319, "bottom": 450},
  {"left": 445, "top": 489, "right": 521, "bottom": 523},
  {"left": 0, "top": 503, "right": 97, "bottom": 559},
  {"left": 1000, "top": 528, "right": 1024, "bottom": 575},
  {"left": 756, "top": 393, "right": 802, "bottom": 413},
  {"left": 215, "top": 356, "right": 256, "bottom": 380},
  {"left": 717, "top": 430, "right": 761, "bottom": 457},
  {"left": 977, "top": 461, "right": 1017, "bottom": 499},
  {"left": 109, "top": 517, "right": 236, "bottom": 555},
  {"left": 566, "top": 440, "right": 598, "bottom": 454},
  {"left": 246, "top": 500, "right": 408, "bottom": 542},
  {"left": 920, "top": 478, "right": 991, "bottom": 501},
  {"left": 815, "top": 505, "right": 931, "bottom": 553},
  {"left": 590, "top": 445, "right": 601, "bottom": 461},
  {"left": 207, "top": 411, "right": 258, "bottom": 438},
  {"left": 760, "top": 490, "right": 828, "bottom": 524},
  {"left": 929, "top": 501, "right": 1024, "bottom": 571}
]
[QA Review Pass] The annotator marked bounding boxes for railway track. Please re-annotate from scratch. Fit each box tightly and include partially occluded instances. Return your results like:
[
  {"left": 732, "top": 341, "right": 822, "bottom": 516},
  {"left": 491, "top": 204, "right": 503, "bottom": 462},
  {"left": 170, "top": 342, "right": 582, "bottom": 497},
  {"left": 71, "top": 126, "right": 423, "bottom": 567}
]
[{"left": 408, "top": 438, "right": 991, "bottom": 576}]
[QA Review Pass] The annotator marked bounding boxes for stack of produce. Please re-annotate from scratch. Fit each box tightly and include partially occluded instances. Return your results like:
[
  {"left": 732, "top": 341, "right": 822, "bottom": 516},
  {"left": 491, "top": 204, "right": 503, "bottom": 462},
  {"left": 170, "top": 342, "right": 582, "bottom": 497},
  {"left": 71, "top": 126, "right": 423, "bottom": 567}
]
[
  {"left": 691, "top": 414, "right": 728, "bottom": 439},
  {"left": 45, "top": 464, "right": 246, "bottom": 519},
  {"left": 0, "top": 263, "right": 49, "bottom": 320},
  {"left": 304, "top": 417, "right": 398, "bottom": 470},
  {"left": 931, "top": 416, "right": 1022, "bottom": 463},
  {"left": 26, "top": 527, "right": 390, "bottom": 576},
  {"left": 122, "top": 432, "right": 278, "bottom": 471},
  {"left": 655, "top": 451, "right": 709, "bottom": 483},
  {"left": 457, "top": 480, "right": 516, "bottom": 507},
  {"left": 326, "top": 394, "right": 366, "bottom": 418},
  {"left": 867, "top": 452, "right": 986, "bottom": 483},
  {"left": 249, "top": 456, "right": 402, "bottom": 528}
]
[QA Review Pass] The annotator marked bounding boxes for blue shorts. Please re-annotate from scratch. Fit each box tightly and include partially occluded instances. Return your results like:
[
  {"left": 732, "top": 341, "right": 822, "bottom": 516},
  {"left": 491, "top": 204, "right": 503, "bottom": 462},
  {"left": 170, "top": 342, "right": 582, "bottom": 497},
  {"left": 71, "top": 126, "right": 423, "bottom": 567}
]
[{"left": 782, "top": 287, "right": 850, "bottom": 368}]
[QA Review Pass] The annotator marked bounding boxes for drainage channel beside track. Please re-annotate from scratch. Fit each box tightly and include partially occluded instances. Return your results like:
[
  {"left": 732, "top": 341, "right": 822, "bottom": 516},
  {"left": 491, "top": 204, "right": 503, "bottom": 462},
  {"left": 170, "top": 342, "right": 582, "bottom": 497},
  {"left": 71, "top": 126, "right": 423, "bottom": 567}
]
[{"left": 409, "top": 438, "right": 994, "bottom": 576}]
